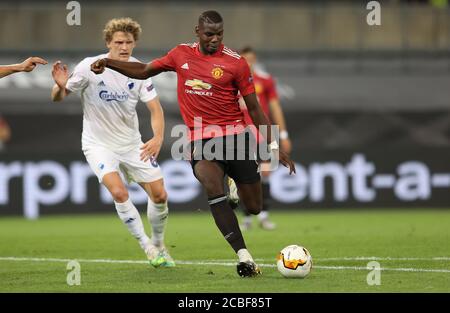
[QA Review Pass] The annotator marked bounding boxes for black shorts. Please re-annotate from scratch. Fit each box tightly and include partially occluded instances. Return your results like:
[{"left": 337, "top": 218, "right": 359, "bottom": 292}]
[{"left": 189, "top": 132, "right": 261, "bottom": 184}]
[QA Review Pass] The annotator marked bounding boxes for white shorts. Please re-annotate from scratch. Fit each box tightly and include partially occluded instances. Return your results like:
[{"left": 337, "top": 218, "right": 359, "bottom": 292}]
[{"left": 83, "top": 144, "right": 163, "bottom": 184}]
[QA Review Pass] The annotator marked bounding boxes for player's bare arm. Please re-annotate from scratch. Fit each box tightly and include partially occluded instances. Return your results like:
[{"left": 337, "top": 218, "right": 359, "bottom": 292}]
[
  {"left": 140, "top": 97, "right": 165, "bottom": 162},
  {"left": 243, "top": 93, "right": 296, "bottom": 175},
  {"left": 269, "top": 98, "right": 292, "bottom": 154},
  {"left": 91, "top": 58, "right": 163, "bottom": 79},
  {"left": 243, "top": 92, "right": 273, "bottom": 145},
  {"left": 0, "top": 118, "right": 11, "bottom": 143},
  {"left": 0, "top": 56, "right": 48, "bottom": 78},
  {"left": 51, "top": 61, "right": 71, "bottom": 102}
]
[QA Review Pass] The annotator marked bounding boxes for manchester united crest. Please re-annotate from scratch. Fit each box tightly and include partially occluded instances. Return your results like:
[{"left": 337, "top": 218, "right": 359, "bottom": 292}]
[
  {"left": 255, "top": 83, "right": 263, "bottom": 94},
  {"left": 211, "top": 67, "right": 224, "bottom": 79}
]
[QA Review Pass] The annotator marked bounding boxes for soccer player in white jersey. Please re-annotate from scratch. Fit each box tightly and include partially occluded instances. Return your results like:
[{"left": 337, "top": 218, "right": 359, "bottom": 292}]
[{"left": 50, "top": 18, "right": 175, "bottom": 267}]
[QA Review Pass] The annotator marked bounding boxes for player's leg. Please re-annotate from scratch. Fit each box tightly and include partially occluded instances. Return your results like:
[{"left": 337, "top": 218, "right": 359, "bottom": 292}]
[
  {"left": 239, "top": 179, "right": 253, "bottom": 230},
  {"left": 102, "top": 172, "right": 151, "bottom": 251},
  {"left": 225, "top": 179, "right": 263, "bottom": 277},
  {"left": 231, "top": 172, "right": 274, "bottom": 231},
  {"left": 235, "top": 181, "right": 263, "bottom": 216},
  {"left": 139, "top": 179, "right": 175, "bottom": 267},
  {"left": 119, "top": 148, "right": 175, "bottom": 267},
  {"left": 194, "top": 160, "right": 244, "bottom": 251},
  {"left": 84, "top": 147, "right": 151, "bottom": 254},
  {"left": 139, "top": 179, "right": 168, "bottom": 248},
  {"left": 258, "top": 162, "right": 276, "bottom": 230},
  {"left": 229, "top": 132, "right": 263, "bottom": 230},
  {"left": 226, "top": 176, "right": 254, "bottom": 230},
  {"left": 228, "top": 178, "right": 263, "bottom": 277},
  {"left": 221, "top": 132, "right": 264, "bottom": 276},
  {"left": 193, "top": 160, "right": 260, "bottom": 277}
]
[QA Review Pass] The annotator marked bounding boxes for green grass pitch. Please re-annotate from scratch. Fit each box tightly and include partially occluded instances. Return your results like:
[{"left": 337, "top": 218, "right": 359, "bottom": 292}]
[{"left": 0, "top": 209, "right": 449, "bottom": 292}]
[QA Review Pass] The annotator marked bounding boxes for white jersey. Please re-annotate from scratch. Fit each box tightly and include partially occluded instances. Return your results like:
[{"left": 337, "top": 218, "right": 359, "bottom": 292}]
[{"left": 66, "top": 54, "right": 157, "bottom": 153}]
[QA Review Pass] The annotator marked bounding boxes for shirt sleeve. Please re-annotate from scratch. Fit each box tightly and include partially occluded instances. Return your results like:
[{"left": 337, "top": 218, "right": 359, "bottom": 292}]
[
  {"left": 139, "top": 77, "right": 158, "bottom": 103},
  {"left": 66, "top": 60, "right": 89, "bottom": 93},
  {"left": 151, "top": 46, "right": 178, "bottom": 72},
  {"left": 235, "top": 58, "right": 255, "bottom": 97},
  {"left": 266, "top": 76, "right": 279, "bottom": 101}
]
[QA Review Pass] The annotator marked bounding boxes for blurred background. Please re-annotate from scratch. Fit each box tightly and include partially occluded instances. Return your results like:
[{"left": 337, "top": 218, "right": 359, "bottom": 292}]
[{"left": 0, "top": 0, "right": 449, "bottom": 218}]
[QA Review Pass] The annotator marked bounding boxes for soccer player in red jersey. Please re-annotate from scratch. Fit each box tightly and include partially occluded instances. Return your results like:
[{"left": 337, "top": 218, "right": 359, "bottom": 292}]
[
  {"left": 229, "top": 46, "right": 292, "bottom": 231},
  {"left": 91, "top": 10, "right": 296, "bottom": 277}
]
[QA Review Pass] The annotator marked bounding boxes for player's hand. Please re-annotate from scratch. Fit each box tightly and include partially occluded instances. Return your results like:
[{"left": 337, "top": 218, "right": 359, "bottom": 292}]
[
  {"left": 140, "top": 137, "right": 163, "bottom": 162},
  {"left": 279, "top": 150, "right": 296, "bottom": 175},
  {"left": 91, "top": 58, "right": 107, "bottom": 74},
  {"left": 20, "top": 57, "right": 48, "bottom": 72},
  {"left": 280, "top": 138, "right": 292, "bottom": 154},
  {"left": 51, "top": 61, "right": 69, "bottom": 89}
]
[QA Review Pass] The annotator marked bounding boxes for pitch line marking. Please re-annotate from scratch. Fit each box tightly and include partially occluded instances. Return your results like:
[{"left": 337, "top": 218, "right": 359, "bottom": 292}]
[
  {"left": 207, "top": 257, "right": 450, "bottom": 262},
  {"left": 1, "top": 256, "right": 449, "bottom": 273},
  {"left": 294, "top": 257, "right": 450, "bottom": 261}
]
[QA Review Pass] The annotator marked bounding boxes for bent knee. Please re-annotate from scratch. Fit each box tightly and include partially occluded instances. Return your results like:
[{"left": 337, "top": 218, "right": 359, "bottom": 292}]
[
  {"left": 110, "top": 188, "right": 129, "bottom": 203},
  {"left": 151, "top": 189, "right": 168, "bottom": 204},
  {"left": 195, "top": 176, "right": 224, "bottom": 197}
]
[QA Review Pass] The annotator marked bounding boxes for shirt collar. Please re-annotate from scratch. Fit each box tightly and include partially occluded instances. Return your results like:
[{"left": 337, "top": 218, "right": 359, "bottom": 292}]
[{"left": 195, "top": 43, "right": 224, "bottom": 57}]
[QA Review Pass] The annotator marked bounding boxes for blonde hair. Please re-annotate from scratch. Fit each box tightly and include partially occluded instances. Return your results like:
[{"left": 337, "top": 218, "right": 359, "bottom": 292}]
[{"left": 103, "top": 18, "right": 142, "bottom": 43}]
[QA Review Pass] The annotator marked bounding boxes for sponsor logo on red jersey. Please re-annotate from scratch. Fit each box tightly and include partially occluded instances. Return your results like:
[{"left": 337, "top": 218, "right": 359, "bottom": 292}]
[{"left": 184, "top": 79, "right": 213, "bottom": 96}]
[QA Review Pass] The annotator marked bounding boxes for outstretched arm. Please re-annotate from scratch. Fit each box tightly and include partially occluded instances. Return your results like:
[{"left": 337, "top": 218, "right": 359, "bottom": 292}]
[
  {"left": 91, "top": 58, "right": 163, "bottom": 79},
  {"left": 0, "top": 57, "right": 47, "bottom": 78}
]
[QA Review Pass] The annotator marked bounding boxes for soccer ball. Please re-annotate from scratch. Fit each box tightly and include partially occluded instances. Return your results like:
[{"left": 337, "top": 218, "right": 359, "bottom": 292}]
[{"left": 276, "top": 244, "right": 312, "bottom": 278}]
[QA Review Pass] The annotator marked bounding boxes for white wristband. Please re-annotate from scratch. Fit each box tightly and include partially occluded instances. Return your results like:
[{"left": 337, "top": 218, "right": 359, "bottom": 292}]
[
  {"left": 280, "top": 130, "right": 289, "bottom": 140},
  {"left": 268, "top": 140, "right": 279, "bottom": 152}
]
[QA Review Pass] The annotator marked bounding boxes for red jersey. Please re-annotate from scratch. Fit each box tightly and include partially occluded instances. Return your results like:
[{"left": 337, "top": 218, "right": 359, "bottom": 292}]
[
  {"left": 242, "top": 70, "right": 278, "bottom": 126},
  {"left": 152, "top": 43, "right": 255, "bottom": 140}
]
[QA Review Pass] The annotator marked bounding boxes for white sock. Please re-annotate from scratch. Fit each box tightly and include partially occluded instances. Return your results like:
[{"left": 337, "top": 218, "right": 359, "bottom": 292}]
[
  {"left": 114, "top": 198, "right": 150, "bottom": 251},
  {"left": 147, "top": 198, "right": 169, "bottom": 248},
  {"left": 258, "top": 211, "right": 269, "bottom": 221},
  {"left": 237, "top": 248, "right": 254, "bottom": 263}
]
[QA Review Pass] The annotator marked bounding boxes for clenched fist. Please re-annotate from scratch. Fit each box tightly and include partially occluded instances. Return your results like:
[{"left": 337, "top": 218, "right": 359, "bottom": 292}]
[{"left": 91, "top": 58, "right": 107, "bottom": 74}]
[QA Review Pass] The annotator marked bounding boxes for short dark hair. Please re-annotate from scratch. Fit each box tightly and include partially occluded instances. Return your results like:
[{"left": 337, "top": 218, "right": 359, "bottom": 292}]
[
  {"left": 239, "top": 46, "right": 255, "bottom": 55},
  {"left": 198, "top": 10, "right": 223, "bottom": 25}
]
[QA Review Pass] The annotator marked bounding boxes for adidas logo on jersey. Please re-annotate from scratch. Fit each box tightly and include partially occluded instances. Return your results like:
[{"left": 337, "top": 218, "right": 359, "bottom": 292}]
[
  {"left": 98, "top": 81, "right": 106, "bottom": 87},
  {"left": 181, "top": 63, "right": 189, "bottom": 70}
]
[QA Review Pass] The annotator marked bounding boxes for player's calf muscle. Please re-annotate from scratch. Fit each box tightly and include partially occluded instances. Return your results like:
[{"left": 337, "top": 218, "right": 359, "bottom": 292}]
[
  {"left": 243, "top": 202, "right": 262, "bottom": 215},
  {"left": 238, "top": 184, "right": 263, "bottom": 215}
]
